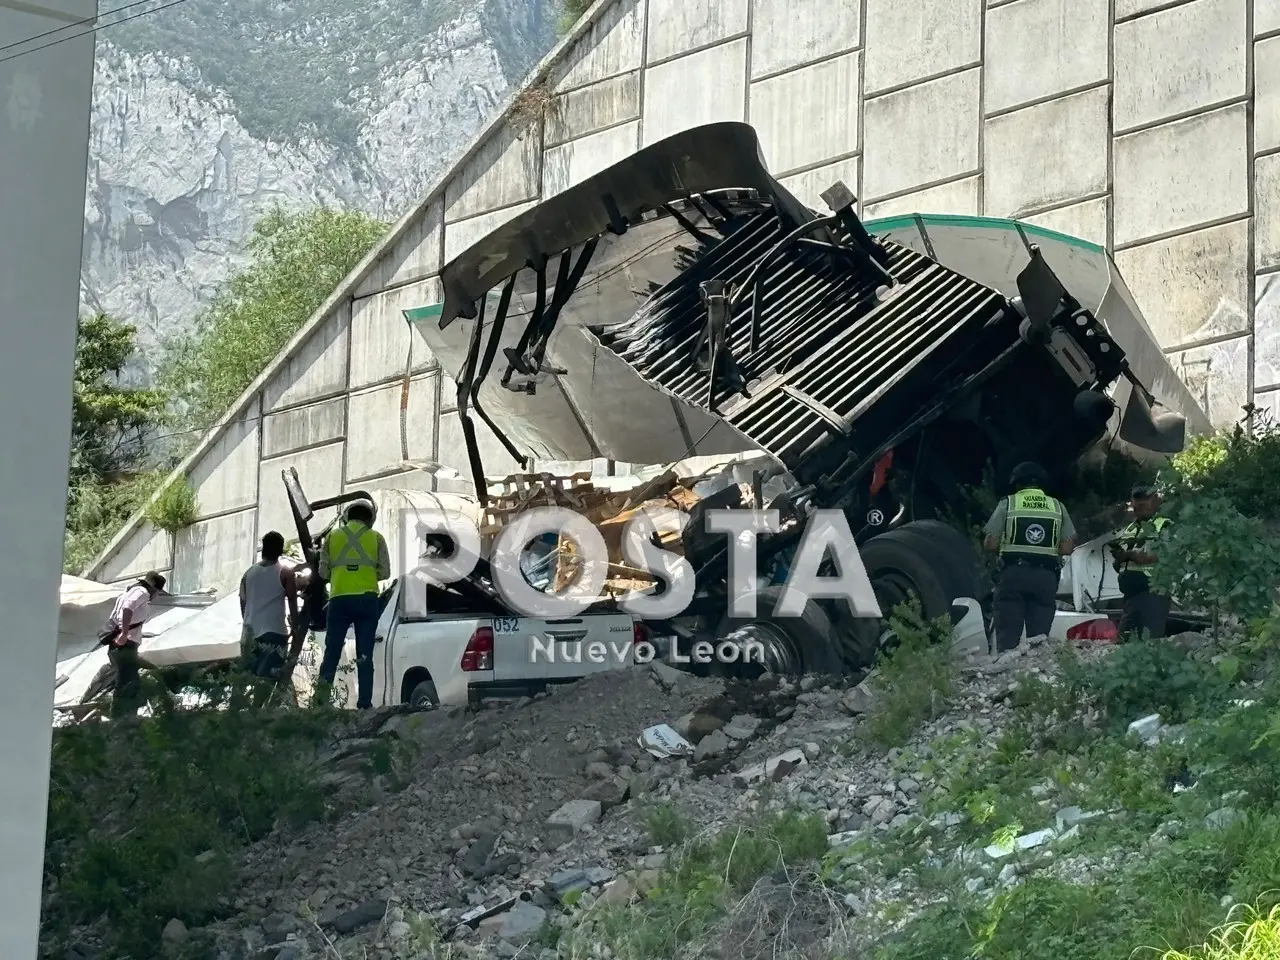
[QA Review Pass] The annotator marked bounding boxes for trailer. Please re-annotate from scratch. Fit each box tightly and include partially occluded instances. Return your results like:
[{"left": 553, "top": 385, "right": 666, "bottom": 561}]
[{"left": 398, "top": 122, "right": 1201, "bottom": 675}]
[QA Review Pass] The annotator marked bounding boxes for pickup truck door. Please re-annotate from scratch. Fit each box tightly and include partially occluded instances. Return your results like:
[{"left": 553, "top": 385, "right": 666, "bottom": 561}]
[
  {"left": 490, "top": 614, "right": 637, "bottom": 682},
  {"left": 374, "top": 581, "right": 400, "bottom": 707}
]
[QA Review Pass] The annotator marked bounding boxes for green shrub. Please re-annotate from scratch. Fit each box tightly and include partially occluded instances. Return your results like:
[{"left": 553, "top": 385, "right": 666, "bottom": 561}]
[
  {"left": 144, "top": 476, "right": 199, "bottom": 533},
  {"left": 861, "top": 601, "right": 957, "bottom": 749}
]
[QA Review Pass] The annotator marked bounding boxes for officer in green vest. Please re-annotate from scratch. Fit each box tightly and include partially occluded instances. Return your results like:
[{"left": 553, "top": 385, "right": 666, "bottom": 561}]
[
  {"left": 317, "top": 498, "right": 391, "bottom": 708},
  {"left": 982, "top": 462, "right": 1077, "bottom": 652},
  {"left": 1112, "top": 482, "right": 1173, "bottom": 640}
]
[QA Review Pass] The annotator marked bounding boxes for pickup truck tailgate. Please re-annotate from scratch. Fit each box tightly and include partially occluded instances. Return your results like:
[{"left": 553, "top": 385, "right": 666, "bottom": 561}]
[{"left": 491, "top": 614, "right": 637, "bottom": 681}]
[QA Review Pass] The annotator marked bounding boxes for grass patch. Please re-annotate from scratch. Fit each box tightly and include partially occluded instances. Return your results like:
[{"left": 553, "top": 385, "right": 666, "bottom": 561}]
[{"left": 860, "top": 601, "right": 957, "bottom": 749}]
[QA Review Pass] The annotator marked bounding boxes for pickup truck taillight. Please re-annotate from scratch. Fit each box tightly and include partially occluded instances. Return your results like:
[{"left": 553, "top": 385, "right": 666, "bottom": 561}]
[
  {"left": 633, "top": 621, "right": 649, "bottom": 648},
  {"left": 461, "top": 626, "right": 494, "bottom": 671}
]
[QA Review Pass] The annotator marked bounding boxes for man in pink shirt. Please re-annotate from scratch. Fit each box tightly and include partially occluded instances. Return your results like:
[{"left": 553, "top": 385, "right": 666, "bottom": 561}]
[{"left": 102, "top": 571, "right": 166, "bottom": 717}]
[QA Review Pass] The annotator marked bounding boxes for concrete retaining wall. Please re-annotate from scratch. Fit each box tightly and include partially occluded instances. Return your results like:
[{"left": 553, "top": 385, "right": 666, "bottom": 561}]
[{"left": 88, "top": 0, "right": 1280, "bottom": 593}]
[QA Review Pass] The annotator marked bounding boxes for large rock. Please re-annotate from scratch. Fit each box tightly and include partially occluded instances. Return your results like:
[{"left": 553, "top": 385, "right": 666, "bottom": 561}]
[{"left": 546, "top": 799, "right": 602, "bottom": 843}]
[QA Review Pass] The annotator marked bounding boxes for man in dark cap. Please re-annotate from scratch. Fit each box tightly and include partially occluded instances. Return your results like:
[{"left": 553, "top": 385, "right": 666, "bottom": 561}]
[
  {"left": 101, "top": 570, "right": 166, "bottom": 717},
  {"left": 1111, "top": 482, "right": 1173, "bottom": 640},
  {"left": 982, "top": 462, "right": 1077, "bottom": 652}
]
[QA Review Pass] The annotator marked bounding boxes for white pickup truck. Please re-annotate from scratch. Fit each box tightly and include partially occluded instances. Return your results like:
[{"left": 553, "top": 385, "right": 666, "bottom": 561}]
[{"left": 284, "top": 469, "right": 641, "bottom": 709}]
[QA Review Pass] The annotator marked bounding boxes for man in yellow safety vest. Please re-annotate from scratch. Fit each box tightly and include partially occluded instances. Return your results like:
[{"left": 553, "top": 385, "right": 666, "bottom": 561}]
[
  {"left": 316, "top": 498, "right": 391, "bottom": 708},
  {"left": 1111, "top": 482, "right": 1173, "bottom": 640},
  {"left": 982, "top": 462, "right": 1077, "bottom": 652}
]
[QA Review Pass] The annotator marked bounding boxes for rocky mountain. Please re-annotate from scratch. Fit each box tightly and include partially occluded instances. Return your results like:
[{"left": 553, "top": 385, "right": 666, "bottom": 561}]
[{"left": 80, "top": 0, "right": 559, "bottom": 357}]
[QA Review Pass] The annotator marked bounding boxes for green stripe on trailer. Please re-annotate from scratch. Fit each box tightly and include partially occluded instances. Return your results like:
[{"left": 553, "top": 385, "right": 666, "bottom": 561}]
[{"left": 402, "top": 302, "right": 443, "bottom": 325}]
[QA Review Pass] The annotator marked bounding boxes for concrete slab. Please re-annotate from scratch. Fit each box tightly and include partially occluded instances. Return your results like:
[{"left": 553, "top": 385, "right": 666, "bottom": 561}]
[
  {"left": 188, "top": 414, "right": 259, "bottom": 518},
  {"left": 257, "top": 441, "right": 346, "bottom": 541},
  {"left": 983, "top": 86, "right": 1109, "bottom": 218},
  {"left": 1256, "top": 0, "right": 1280, "bottom": 34},
  {"left": 172, "top": 508, "right": 257, "bottom": 595},
  {"left": 545, "top": 72, "right": 640, "bottom": 147},
  {"left": 1113, "top": 104, "right": 1249, "bottom": 246},
  {"left": 1259, "top": 153, "right": 1280, "bottom": 271},
  {"left": 1254, "top": 272, "right": 1280, "bottom": 386},
  {"left": 863, "top": 175, "right": 980, "bottom": 219},
  {"left": 348, "top": 277, "right": 439, "bottom": 391},
  {"left": 262, "top": 397, "right": 346, "bottom": 460},
  {"left": 444, "top": 123, "right": 542, "bottom": 224},
  {"left": 1258, "top": 37, "right": 1280, "bottom": 152},
  {"left": 779, "top": 156, "right": 862, "bottom": 212},
  {"left": 749, "top": 0, "right": 861, "bottom": 79},
  {"left": 1168, "top": 333, "right": 1251, "bottom": 427},
  {"left": 354, "top": 202, "right": 442, "bottom": 298},
  {"left": 1114, "top": 0, "right": 1246, "bottom": 132},
  {"left": 641, "top": 39, "right": 748, "bottom": 146},
  {"left": 553, "top": 0, "right": 646, "bottom": 92},
  {"left": 345, "top": 375, "right": 439, "bottom": 482},
  {"left": 749, "top": 51, "right": 860, "bottom": 175},
  {"left": 262, "top": 306, "right": 350, "bottom": 412},
  {"left": 862, "top": 68, "right": 980, "bottom": 200},
  {"left": 1021, "top": 197, "right": 1109, "bottom": 248},
  {"left": 343, "top": 470, "right": 438, "bottom": 497},
  {"left": 863, "top": 0, "right": 982, "bottom": 95},
  {"left": 443, "top": 201, "right": 538, "bottom": 264},
  {"left": 984, "top": 0, "right": 1109, "bottom": 114},
  {"left": 1118, "top": 0, "right": 1190, "bottom": 17},
  {"left": 1114, "top": 220, "right": 1251, "bottom": 349},
  {"left": 646, "top": 0, "right": 748, "bottom": 64},
  {"left": 543, "top": 120, "right": 640, "bottom": 198},
  {"left": 96, "top": 523, "right": 172, "bottom": 582}
]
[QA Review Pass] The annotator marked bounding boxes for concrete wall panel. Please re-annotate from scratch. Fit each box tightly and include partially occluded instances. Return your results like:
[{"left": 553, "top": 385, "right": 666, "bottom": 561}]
[
  {"left": 863, "top": 68, "right": 981, "bottom": 200},
  {"left": 543, "top": 121, "right": 640, "bottom": 197},
  {"left": 345, "top": 375, "right": 439, "bottom": 482},
  {"left": 641, "top": 40, "right": 748, "bottom": 146},
  {"left": 443, "top": 123, "right": 542, "bottom": 224},
  {"left": 863, "top": 176, "right": 981, "bottom": 219},
  {"left": 779, "top": 157, "right": 862, "bottom": 211},
  {"left": 545, "top": 71, "right": 641, "bottom": 147},
  {"left": 262, "top": 306, "right": 350, "bottom": 412},
  {"left": 1113, "top": 104, "right": 1249, "bottom": 246},
  {"left": 749, "top": 0, "right": 861, "bottom": 79},
  {"left": 354, "top": 202, "right": 443, "bottom": 298},
  {"left": 1258, "top": 154, "right": 1280, "bottom": 270},
  {"left": 97, "top": 523, "right": 172, "bottom": 582},
  {"left": 436, "top": 409, "right": 524, "bottom": 488},
  {"left": 984, "top": 86, "right": 1109, "bottom": 218},
  {"left": 1260, "top": 0, "right": 1280, "bottom": 34},
  {"left": 1255, "top": 272, "right": 1280, "bottom": 386},
  {"left": 1114, "top": 220, "right": 1252, "bottom": 349},
  {"left": 553, "top": 0, "right": 646, "bottom": 92},
  {"left": 984, "top": 0, "right": 1109, "bottom": 114},
  {"left": 188, "top": 413, "right": 259, "bottom": 519},
  {"left": 1169, "top": 334, "right": 1251, "bottom": 426},
  {"left": 348, "top": 277, "right": 439, "bottom": 391},
  {"left": 257, "top": 441, "right": 345, "bottom": 543},
  {"left": 1257, "top": 36, "right": 1280, "bottom": 152},
  {"left": 443, "top": 201, "right": 538, "bottom": 264},
  {"left": 749, "top": 52, "right": 860, "bottom": 175},
  {"left": 345, "top": 470, "right": 439, "bottom": 497},
  {"left": 262, "top": 397, "right": 346, "bottom": 459},
  {"left": 1117, "top": 0, "right": 1175, "bottom": 17},
  {"left": 646, "top": 0, "right": 748, "bottom": 64},
  {"left": 863, "top": 0, "right": 982, "bottom": 95},
  {"left": 172, "top": 508, "right": 256, "bottom": 595},
  {"left": 1020, "top": 197, "right": 1109, "bottom": 247},
  {"left": 1114, "top": 0, "right": 1247, "bottom": 132}
]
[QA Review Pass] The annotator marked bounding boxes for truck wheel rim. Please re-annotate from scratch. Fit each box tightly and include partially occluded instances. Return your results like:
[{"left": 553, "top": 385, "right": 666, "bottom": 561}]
[{"left": 721, "top": 622, "right": 803, "bottom": 675}]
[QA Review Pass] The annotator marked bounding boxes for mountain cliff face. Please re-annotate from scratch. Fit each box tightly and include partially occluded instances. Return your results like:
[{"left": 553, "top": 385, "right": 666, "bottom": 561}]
[{"left": 81, "top": 0, "right": 558, "bottom": 357}]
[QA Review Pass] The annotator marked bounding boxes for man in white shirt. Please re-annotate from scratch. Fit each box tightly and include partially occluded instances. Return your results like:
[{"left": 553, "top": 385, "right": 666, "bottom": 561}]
[
  {"left": 103, "top": 571, "right": 166, "bottom": 718},
  {"left": 239, "top": 531, "right": 304, "bottom": 705}
]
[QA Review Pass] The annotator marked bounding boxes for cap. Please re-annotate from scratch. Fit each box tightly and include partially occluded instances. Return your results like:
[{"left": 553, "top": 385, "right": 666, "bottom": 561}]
[{"left": 138, "top": 571, "right": 167, "bottom": 593}]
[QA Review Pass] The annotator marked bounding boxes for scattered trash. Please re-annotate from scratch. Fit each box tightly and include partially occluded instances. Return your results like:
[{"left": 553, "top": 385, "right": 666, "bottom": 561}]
[
  {"left": 985, "top": 827, "right": 1057, "bottom": 860},
  {"left": 1054, "top": 806, "right": 1104, "bottom": 832},
  {"left": 731, "top": 748, "right": 808, "bottom": 789},
  {"left": 638, "top": 724, "right": 693, "bottom": 759},
  {"left": 1127, "top": 714, "right": 1162, "bottom": 745}
]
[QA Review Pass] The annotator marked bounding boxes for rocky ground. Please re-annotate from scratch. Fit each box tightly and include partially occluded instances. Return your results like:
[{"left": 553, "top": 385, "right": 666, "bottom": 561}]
[{"left": 165, "top": 632, "right": 1154, "bottom": 960}]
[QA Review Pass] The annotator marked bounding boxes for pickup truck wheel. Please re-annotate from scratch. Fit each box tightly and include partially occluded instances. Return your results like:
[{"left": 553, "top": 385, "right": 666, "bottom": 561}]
[
  {"left": 714, "top": 584, "right": 844, "bottom": 676},
  {"left": 409, "top": 679, "right": 439, "bottom": 710}
]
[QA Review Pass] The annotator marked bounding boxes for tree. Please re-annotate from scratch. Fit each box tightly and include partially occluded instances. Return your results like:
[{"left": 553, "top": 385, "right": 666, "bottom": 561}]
[
  {"left": 159, "top": 205, "right": 386, "bottom": 438},
  {"left": 559, "top": 0, "right": 592, "bottom": 32}
]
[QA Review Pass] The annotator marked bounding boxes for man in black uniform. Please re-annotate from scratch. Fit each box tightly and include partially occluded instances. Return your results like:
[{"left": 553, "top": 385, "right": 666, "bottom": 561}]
[{"left": 983, "top": 462, "right": 1077, "bottom": 652}]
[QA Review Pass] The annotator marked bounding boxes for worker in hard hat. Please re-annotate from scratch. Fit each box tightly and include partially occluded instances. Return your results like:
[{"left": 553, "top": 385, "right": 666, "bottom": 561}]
[
  {"left": 316, "top": 498, "right": 391, "bottom": 709},
  {"left": 982, "top": 462, "right": 1077, "bottom": 653}
]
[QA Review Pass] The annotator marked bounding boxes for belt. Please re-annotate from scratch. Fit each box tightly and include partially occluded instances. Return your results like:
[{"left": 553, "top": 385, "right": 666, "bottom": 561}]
[{"left": 1000, "top": 554, "right": 1061, "bottom": 572}]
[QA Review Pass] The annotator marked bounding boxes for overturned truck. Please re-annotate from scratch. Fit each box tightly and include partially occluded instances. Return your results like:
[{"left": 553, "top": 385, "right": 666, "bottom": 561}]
[{"left": 401, "top": 122, "right": 1204, "bottom": 675}]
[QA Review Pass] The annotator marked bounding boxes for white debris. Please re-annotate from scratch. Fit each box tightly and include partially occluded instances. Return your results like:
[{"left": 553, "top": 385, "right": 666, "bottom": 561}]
[
  {"left": 638, "top": 724, "right": 693, "bottom": 759},
  {"left": 1127, "top": 714, "right": 1162, "bottom": 745},
  {"left": 985, "top": 827, "right": 1057, "bottom": 860}
]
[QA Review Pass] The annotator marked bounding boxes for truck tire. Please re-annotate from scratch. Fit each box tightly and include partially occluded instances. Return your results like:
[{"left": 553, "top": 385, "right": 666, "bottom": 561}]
[
  {"left": 857, "top": 533, "right": 952, "bottom": 624},
  {"left": 409, "top": 679, "right": 439, "bottom": 709},
  {"left": 878, "top": 522, "right": 985, "bottom": 609},
  {"left": 714, "top": 584, "right": 845, "bottom": 676},
  {"left": 906, "top": 520, "right": 992, "bottom": 600}
]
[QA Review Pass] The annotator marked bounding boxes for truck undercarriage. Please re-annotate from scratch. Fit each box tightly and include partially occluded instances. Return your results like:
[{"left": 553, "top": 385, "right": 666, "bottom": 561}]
[{"left": 400, "top": 122, "right": 1195, "bottom": 674}]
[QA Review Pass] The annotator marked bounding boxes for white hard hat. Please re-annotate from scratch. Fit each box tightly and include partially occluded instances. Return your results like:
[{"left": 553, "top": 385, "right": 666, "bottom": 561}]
[{"left": 342, "top": 497, "right": 377, "bottom": 522}]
